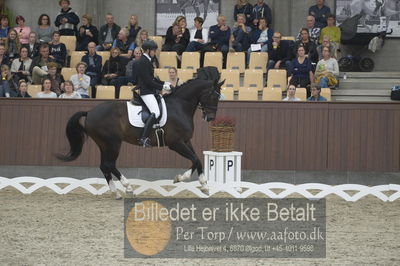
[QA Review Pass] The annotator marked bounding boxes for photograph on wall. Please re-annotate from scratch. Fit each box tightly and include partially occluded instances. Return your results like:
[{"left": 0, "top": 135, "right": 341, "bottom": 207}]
[
  {"left": 155, "top": 0, "right": 220, "bottom": 35},
  {"left": 336, "top": 0, "right": 400, "bottom": 37}
]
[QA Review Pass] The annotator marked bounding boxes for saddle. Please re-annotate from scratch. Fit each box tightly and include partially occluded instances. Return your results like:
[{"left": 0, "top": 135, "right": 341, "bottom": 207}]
[{"left": 131, "top": 89, "right": 163, "bottom": 124}]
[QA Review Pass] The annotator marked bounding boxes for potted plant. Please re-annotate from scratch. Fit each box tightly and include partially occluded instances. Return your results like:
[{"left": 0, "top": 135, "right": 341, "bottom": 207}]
[{"left": 209, "top": 115, "right": 236, "bottom": 152}]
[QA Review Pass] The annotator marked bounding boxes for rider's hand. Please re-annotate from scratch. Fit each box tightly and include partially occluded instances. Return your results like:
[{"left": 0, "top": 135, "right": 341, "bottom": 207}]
[{"left": 163, "top": 82, "right": 172, "bottom": 92}]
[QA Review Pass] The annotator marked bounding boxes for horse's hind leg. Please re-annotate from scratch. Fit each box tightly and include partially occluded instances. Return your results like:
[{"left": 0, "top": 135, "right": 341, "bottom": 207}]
[
  {"left": 100, "top": 155, "right": 122, "bottom": 200},
  {"left": 185, "top": 140, "right": 207, "bottom": 186}
]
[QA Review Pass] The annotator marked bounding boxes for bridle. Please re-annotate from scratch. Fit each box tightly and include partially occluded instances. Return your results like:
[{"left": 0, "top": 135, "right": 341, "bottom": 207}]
[{"left": 197, "top": 88, "right": 221, "bottom": 112}]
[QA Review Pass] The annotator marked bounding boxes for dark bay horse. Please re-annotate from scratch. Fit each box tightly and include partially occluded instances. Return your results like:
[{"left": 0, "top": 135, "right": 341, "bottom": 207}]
[{"left": 57, "top": 68, "right": 223, "bottom": 199}]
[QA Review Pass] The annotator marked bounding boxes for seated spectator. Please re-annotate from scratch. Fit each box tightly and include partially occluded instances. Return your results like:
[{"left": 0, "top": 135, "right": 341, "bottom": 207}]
[
  {"left": 167, "top": 67, "right": 183, "bottom": 88},
  {"left": 49, "top": 31, "right": 67, "bottom": 66},
  {"left": 319, "top": 14, "right": 341, "bottom": 52},
  {"left": 247, "top": 17, "right": 273, "bottom": 64},
  {"left": 101, "top": 47, "right": 125, "bottom": 86},
  {"left": 0, "top": 44, "right": 9, "bottom": 66},
  {"left": 135, "top": 29, "right": 149, "bottom": 48},
  {"left": 35, "top": 14, "right": 55, "bottom": 43},
  {"left": 289, "top": 46, "right": 314, "bottom": 96},
  {"left": 59, "top": 80, "right": 81, "bottom": 98},
  {"left": 127, "top": 15, "right": 141, "bottom": 44},
  {"left": 11, "top": 46, "right": 32, "bottom": 83},
  {"left": 294, "top": 28, "right": 318, "bottom": 64},
  {"left": 267, "top": 32, "right": 292, "bottom": 71},
  {"left": 314, "top": 46, "right": 339, "bottom": 88},
  {"left": 16, "top": 79, "right": 31, "bottom": 98},
  {"left": 283, "top": 84, "right": 301, "bottom": 101},
  {"left": 30, "top": 44, "right": 56, "bottom": 84},
  {"left": 112, "top": 28, "right": 135, "bottom": 58},
  {"left": 231, "top": 14, "right": 251, "bottom": 52},
  {"left": 250, "top": 0, "right": 272, "bottom": 29},
  {"left": 46, "top": 62, "right": 65, "bottom": 96},
  {"left": 309, "top": 0, "right": 331, "bottom": 29},
  {"left": 24, "top": 32, "right": 40, "bottom": 59},
  {"left": 97, "top": 13, "right": 121, "bottom": 51},
  {"left": 54, "top": 0, "right": 80, "bottom": 36},
  {"left": 234, "top": 0, "right": 253, "bottom": 26},
  {"left": 37, "top": 77, "right": 58, "bottom": 98},
  {"left": 5, "top": 29, "right": 21, "bottom": 62},
  {"left": 308, "top": 83, "right": 327, "bottom": 101},
  {"left": 186, "top": 17, "right": 208, "bottom": 52},
  {"left": 0, "top": 64, "right": 16, "bottom": 97},
  {"left": 77, "top": 14, "right": 98, "bottom": 51},
  {"left": 162, "top": 16, "right": 190, "bottom": 55},
  {"left": 317, "top": 35, "right": 335, "bottom": 60},
  {"left": 14, "top": 15, "right": 31, "bottom": 45},
  {"left": 81, "top": 42, "right": 102, "bottom": 97},
  {"left": 0, "top": 15, "right": 10, "bottom": 40},
  {"left": 208, "top": 15, "right": 230, "bottom": 55},
  {"left": 71, "top": 62, "right": 90, "bottom": 98},
  {"left": 296, "top": 16, "right": 320, "bottom": 44}
]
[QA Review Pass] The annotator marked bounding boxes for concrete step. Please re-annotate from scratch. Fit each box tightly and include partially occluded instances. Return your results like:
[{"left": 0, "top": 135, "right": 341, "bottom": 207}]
[
  {"left": 332, "top": 96, "right": 393, "bottom": 102},
  {"left": 332, "top": 90, "right": 391, "bottom": 96},
  {"left": 338, "top": 72, "right": 400, "bottom": 79},
  {"left": 339, "top": 79, "right": 400, "bottom": 90}
]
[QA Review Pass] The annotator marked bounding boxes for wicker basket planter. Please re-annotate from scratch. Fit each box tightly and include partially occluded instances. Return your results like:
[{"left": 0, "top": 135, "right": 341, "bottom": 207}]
[{"left": 209, "top": 116, "right": 236, "bottom": 152}]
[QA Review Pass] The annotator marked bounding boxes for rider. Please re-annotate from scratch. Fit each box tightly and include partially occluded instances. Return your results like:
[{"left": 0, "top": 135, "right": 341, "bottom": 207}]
[{"left": 136, "top": 40, "right": 171, "bottom": 147}]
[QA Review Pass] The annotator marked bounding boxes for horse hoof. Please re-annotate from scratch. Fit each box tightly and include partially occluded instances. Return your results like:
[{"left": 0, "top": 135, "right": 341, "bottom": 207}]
[
  {"left": 115, "top": 192, "right": 123, "bottom": 200},
  {"left": 200, "top": 186, "right": 209, "bottom": 195},
  {"left": 126, "top": 190, "right": 135, "bottom": 198},
  {"left": 173, "top": 175, "right": 181, "bottom": 183}
]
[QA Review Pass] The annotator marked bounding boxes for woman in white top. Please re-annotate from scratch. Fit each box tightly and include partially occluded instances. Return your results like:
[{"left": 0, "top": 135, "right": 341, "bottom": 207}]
[
  {"left": 167, "top": 67, "right": 183, "bottom": 88},
  {"left": 59, "top": 80, "right": 81, "bottom": 99},
  {"left": 315, "top": 46, "right": 339, "bottom": 88},
  {"left": 11, "top": 46, "right": 32, "bottom": 82},
  {"left": 283, "top": 84, "right": 301, "bottom": 101},
  {"left": 37, "top": 77, "right": 57, "bottom": 98},
  {"left": 70, "top": 62, "right": 91, "bottom": 98}
]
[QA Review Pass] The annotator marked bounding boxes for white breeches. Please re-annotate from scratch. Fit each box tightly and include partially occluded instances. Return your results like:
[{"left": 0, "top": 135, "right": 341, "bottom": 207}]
[{"left": 141, "top": 94, "right": 160, "bottom": 118}]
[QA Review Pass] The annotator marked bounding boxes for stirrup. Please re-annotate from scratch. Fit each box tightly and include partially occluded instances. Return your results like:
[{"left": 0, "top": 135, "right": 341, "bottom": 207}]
[{"left": 138, "top": 137, "right": 152, "bottom": 148}]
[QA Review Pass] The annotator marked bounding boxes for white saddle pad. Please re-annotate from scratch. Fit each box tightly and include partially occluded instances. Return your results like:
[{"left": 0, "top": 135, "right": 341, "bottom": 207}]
[{"left": 126, "top": 99, "right": 167, "bottom": 128}]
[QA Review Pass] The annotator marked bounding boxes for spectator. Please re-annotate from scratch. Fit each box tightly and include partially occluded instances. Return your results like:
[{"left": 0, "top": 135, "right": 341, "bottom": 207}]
[
  {"left": 162, "top": 16, "right": 190, "bottom": 55},
  {"left": 247, "top": 18, "right": 273, "bottom": 64},
  {"left": 296, "top": 16, "right": 321, "bottom": 44},
  {"left": 59, "top": 80, "right": 81, "bottom": 98},
  {"left": 77, "top": 14, "right": 98, "bottom": 51},
  {"left": 49, "top": 31, "right": 67, "bottom": 66},
  {"left": 294, "top": 28, "right": 318, "bottom": 64},
  {"left": 234, "top": 0, "right": 253, "bottom": 26},
  {"left": 127, "top": 15, "right": 141, "bottom": 44},
  {"left": 101, "top": 47, "right": 125, "bottom": 87},
  {"left": 24, "top": 32, "right": 40, "bottom": 59},
  {"left": 35, "top": 14, "right": 55, "bottom": 43},
  {"left": 5, "top": 29, "right": 21, "bottom": 62},
  {"left": 0, "top": 15, "right": 10, "bottom": 39},
  {"left": 283, "top": 84, "right": 301, "bottom": 101},
  {"left": 97, "top": 13, "right": 121, "bottom": 51},
  {"left": 46, "top": 62, "right": 65, "bottom": 96},
  {"left": 70, "top": 62, "right": 90, "bottom": 98},
  {"left": 250, "top": 0, "right": 272, "bottom": 28},
  {"left": 30, "top": 44, "right": 56, "bottom": 84},
  {"left": 186, "top": 17, "right": 208, "bottom": 52},
  {"left": 14, "top": 15, "right": 31, "bottom": 45},
  {"left": 112, "top": 28, "right": 135, "bottom": 59},
  {"left": 11, "top": 46, "right": 32, "bottom": 83},
  {"left": 315, "top": 46, "right": 339, "bottom": 88},
  {"left": 0, "top": 44, "right": 9, "bottom": 66},
  {"left": 81, "top": 42, "right": 102, "bottom": 97},
  {"left": 319, "top": 14, "right": 341, "bottom": 52},
  {"left": 0, "top": 64, "right": 16, "bottom": 97},
  {"left": 16, "top": 80, "right": 31, "bottom": 98},
  {"left": 37, "top": 77, "right": 57, "bottom": 98},
  {"left": 231, "top": 14, "right": 251, "bottom": 52},
  {"left": 317, "top": 35, "right": 336, "bottom": 60},
  {"left": 135, "top": 29, "right": 149, "bottom": 48},
  {"left": 267, "top": 32, "right": 292, "bottom": 71},
  {"left": 289, "top": 46, "right": 314, "bottom": 96},
  {"left": 54, "top": 0, "right": 80, "bottom": 36},
  {"left": 208, "top": 15, "right": 230, "bottom": 54},
  {"left": 167, "top": 67, "right": 183, "bottom": 88},
  {"left": 308, "top": 83, "right": 327, "bottom": 101},
  {"left": 309, "top": 0, "right": 331, "bottom": 29}
]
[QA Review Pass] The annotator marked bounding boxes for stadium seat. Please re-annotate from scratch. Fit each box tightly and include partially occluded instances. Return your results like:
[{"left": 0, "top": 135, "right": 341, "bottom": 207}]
[
  {"left": 321, "top": 88, "right": 332, "bottom": 101},
  {"left": 249, "top": 52, "right": 268, "bottom": 73},
  {"left": 97, "top": 51, "right": 110, "bottom": 66},
  {"left": 281, "top": 36, "right": 295, "bottom": 41},
  {"left": 204, "top": 52, "right": 222, "bottom": 72},
  {"left": 61, "top": 67, "right": 76, "bottom": 81},
  {"left": 148, "top": 36, "right": 163, "bottom": 50},
  {"left": 60, "top": 35, "right": 76, "bottom": 56},
  {"left": 119, "top": 86, "right": 135, "bottom": 100},
  {"left": 226, "top": 52, "right": 245, "bottom": 73},
  {"left": 154, "top": 68, "right": 169, "bottom": 81},
  {"left": 238, "top": 87, "right": 258, "bottom": 101},
  {"left": 220, "top": 69, "right": 240, "bottom": 90},
  {"left": 267, "top": 69, "right": 287, "bottom": 91},
  {"left": 181, "top": 52, "right": 200, "bottom": 72},
  {"left": 28, "top": 85, "right": 42, "bottom": 98},
  {"left": 159, "top": 51, "right": 178, "bottom": 69},
  {"left": 243, "top": 69, "right": 264, "bottom": 89},
  {"left": 177, "top": 69, "right": 194, "bottom": 82},
  {"left": 70, "top": 51, "right": 86, "bottom": 68},
  {"left": 96, "top": 86, "right": 115, "bottom": 99},
  {"left": 221, "top": 87, "right": 234, "bottom": 100},
  {"left": 295, "top": 87, "right": 307, "bottom": 101},
  {"left": 262, "top": 87, "right": 282, "bottom": 101}
]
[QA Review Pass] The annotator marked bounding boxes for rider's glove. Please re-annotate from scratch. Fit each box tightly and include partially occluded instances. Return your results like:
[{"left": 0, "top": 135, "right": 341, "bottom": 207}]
[{"left": 163, "top": 82, "right": 172, "bottom": 92}]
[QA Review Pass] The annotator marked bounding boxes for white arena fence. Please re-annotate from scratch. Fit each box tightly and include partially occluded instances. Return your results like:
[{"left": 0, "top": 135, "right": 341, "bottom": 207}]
[{"left": 1, "top": 177, "right": 399, "bottom": 202}]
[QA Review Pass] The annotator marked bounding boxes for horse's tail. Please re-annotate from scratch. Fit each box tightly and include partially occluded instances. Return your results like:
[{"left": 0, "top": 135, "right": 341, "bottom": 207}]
[{"left": 56, "top": 111, "right": 88, "bottom": 162}]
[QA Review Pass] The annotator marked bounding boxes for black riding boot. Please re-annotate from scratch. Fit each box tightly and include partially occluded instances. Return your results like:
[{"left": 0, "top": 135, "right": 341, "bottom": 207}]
[{"left": 138, "top": 113, "right": 156, "bottom": 147}]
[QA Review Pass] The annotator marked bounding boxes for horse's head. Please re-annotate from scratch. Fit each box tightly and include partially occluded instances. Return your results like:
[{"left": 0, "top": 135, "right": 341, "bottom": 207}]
[{"left": 199, "top": 79, "right": 224, "bottom": 122}]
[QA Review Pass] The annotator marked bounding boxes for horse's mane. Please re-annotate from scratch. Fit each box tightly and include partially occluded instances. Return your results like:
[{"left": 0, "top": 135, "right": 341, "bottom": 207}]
[{"left": 171, "top": 67, "right": 221, "bottom": 96}]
